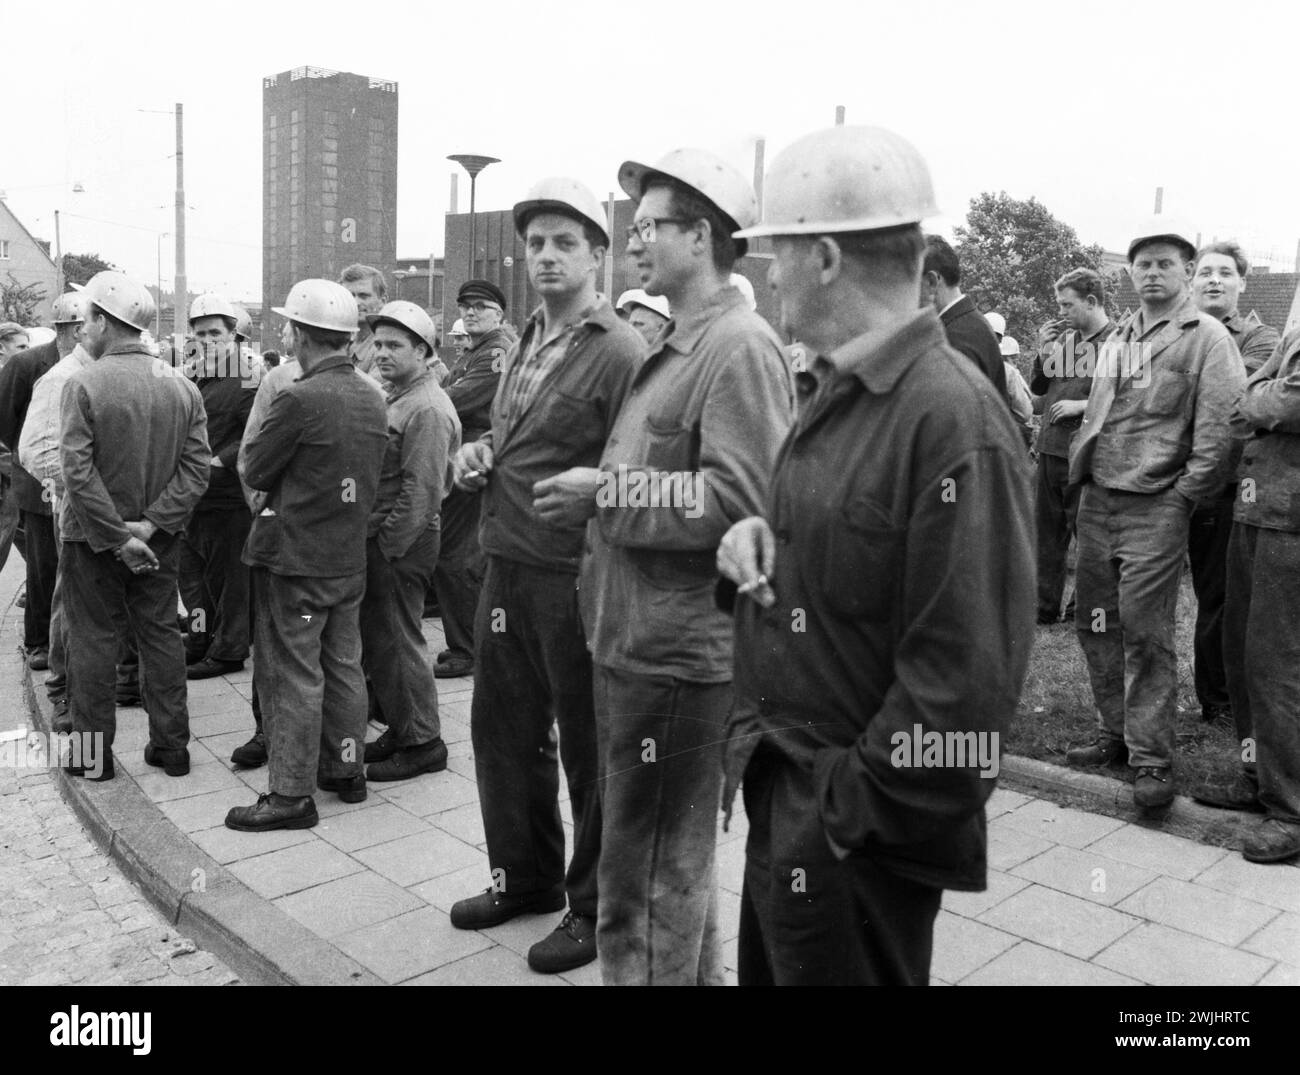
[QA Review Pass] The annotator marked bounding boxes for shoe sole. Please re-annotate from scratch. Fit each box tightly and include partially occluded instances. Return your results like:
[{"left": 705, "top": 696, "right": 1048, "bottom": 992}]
[
  {"left": 365, "top": 758, "right": 448, "bottom": 782},
  {"left": 230, "top": 754, "right": 267, "bottom": 768},
  {"left": 1242, "top": 844, "right": 1300, "bottom": 864},
  {"left": 225, "top": 813, "right": 319, "bottom": 832},
  {"left": 451, "top": 894, "right": 567, "bottom": 931},
  {"left": 527, "top": 947, "right": 598, "bottom": 974},
  {"left": 433, "top": 668, "right": 473, "bottom": 679},
  {"left": 1191, "top": 795, "right": 1264, "bottom": 813}
]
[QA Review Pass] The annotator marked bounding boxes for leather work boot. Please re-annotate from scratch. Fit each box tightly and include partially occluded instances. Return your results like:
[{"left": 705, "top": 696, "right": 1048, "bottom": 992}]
[
  {"left": 317, "top": 773, "right": 367, "bottom": 803},
  {"left": 527, "top": 910, "right": 597, "bottom": 974},
  {"left": 230, "top": 732, "right": 267, "bottom": 768},
  {"left": 363, "top": 729, "right": 400, "bottom": 764},
  {"left": 144, "top": 744, "right": 191, "bottom": 777},
  {"left": 450, "top": 886, "right": 567, "bottom": 930},
  {"left": 433, "top": 653, "right": 473, "bottom": 679},
  {"left": 187, "top": 657, "right": 244, "bottom": 681},
  {"left": 225, "top": 793, "right": 318, "bottom": 832},
  {"left": 1242, "top": 818, "right": 1300, "bottom": 864},
  {"left": 1192, "top": 771, "right": 1262, "bottom": 813},
  {"left": 366, "top": 739, "right": 448, "bottom": 782},
  {"left": 63, "top": 754, "right": 116, "bottom": 782},
  {"left": 26, "top": 648, "right": 49, "bottom": 671},
  {"left": 1133, "top": 767, "right": 1174, "bottom": 809},
  {"left": 1065, "top": 737, "right": 1128, "bottom": 768},
  {"left": 51, "top": 699, "right": 72, "bottom": 735},
  {"left": 1200, "top": 702, "right": 1233, "bottom": 726}
]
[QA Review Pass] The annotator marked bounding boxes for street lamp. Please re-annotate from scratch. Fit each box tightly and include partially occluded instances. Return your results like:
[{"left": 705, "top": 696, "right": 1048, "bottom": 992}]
[
  {"left": 393, "top": 269, "right": 407, "bottom": 302},
  {"left": 448, "top": 154, "right": 500, "bottom": 278}
]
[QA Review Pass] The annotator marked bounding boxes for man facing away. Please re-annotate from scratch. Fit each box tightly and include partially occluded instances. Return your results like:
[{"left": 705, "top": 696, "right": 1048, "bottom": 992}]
[{"left": 920, "top": 235, "right": 1008, "bottom": 400}]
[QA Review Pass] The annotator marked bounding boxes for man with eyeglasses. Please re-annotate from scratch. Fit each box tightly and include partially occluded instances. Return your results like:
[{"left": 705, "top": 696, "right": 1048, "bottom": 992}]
[
  {"left": 431, "top": 280, "right": 509, "bottom": 679},
  {"left": 543, "top": 150, "right": 792, "bottom": 985}
]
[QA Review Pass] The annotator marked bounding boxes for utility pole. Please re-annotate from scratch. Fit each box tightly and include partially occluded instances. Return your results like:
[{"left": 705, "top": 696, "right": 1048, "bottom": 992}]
[
  {"left": 835, "top": 105, "right": 845, "bottom": 125},
  {"left": 54, "top": 210, "right": 63, "bottom": 296},
  {"left": 1153, "top": 186, "right": 1163, "bottom": 214},
  {"left": 174, "top": 103, "right": 187, "bottom": 342},
  {"left": 605, "top": 192, "right": 616, "bottom": 300}
]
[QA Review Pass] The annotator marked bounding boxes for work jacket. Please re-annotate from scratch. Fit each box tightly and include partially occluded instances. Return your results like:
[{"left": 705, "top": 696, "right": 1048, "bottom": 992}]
[
  {"left": 1031, "top": 322, "right": 1115, "bottom": 459},
  {"left": 446, "top": 326, "right": 511, "bottom": 443},
  {"left": 0, "top": 340, "right": 59, "bottom": 515},
  {"left": 1232, "top": 328, "right": 1300, "bottom": 533}
]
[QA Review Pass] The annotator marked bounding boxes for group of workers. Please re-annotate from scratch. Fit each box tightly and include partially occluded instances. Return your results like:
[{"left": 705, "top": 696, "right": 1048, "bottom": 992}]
[{"left": 0, "top": 119, "right": 1296, "bottom": 989}]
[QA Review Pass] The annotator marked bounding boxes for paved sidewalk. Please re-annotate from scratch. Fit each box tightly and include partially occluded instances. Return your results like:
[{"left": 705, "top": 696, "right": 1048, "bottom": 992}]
[{"left": 11, "top": 559, "right": 1299, "bottom": 985}]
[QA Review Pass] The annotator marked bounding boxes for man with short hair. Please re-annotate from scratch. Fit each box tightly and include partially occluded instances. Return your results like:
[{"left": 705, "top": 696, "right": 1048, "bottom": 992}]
[
  {"left": 0, "top": 323, "right": 29, "bottom": 360},
  {"left": 226, "top": 280, "right": 387, "bottom": 830},
  {"left": 60, "top": 272, "right": 210, "bottom": 782},
  {"left": 448, "top": 179, "right": 643, "bottom": 975},
  {"left": 1186, "top": 241, "right": 1280, "bottom": 724},
  {"left": 571, "top": 150, "right": 792, "bottom": 985},
  {"left": 719, "top": 124, "right": 1034, "bottom": 986},
  {"left": 359, "top": 300, "right": 460, "bottom": 782},
  {"left": 920, "top": 236, "right": 1008, "bottom": 399},
  {"left": 1032, "top": 268, "right": 1115, "bottom": 624},
  {"left": 615, "top": 288, "right": 671, "bottom": 346},
  {"left": 430, "top": 279, "right": 509, "bottom": 679},
  {"left": 1067, "top": 218, "right": 1246, "bottom": 810},
  {"left": 339, "top": 263, "right": 387, "bottom": 376}
]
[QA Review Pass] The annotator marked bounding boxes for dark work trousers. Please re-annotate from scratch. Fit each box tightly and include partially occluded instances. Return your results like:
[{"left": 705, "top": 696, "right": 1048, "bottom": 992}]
[
  {"left": 180, "top": 507, "right": 252, "bottom": 663},
  {"left": 1224, "top": 523, "right": 1300, "bottom": 821},
  {"left": 0, "top": 473, "right": 24, "bottom": 572},
  {"left": 46, "top": 518, "right": 67, "bottom": 703},
  {"left": 252, "top": 567, "right": 367, "bottom": 798},
  {"left": 249, "top": 564, "right": 262, "bottom": 733},
  {"left": 1035, "top": 452, "right": 1081, "bottom": 621},
  {"left": 738, "top": 746, "right": 943, "bottom": 986},
  {"left": 1187, "top": 491, "right": 1234, "bottom": 711},
  {"left": 470, "top": 555, "right": 599, "bottom": 917},
  {"left": 21, "top": 509, "right": 56, "bottom": 651},
  {"left": 593, "top": 664, "right": 729, "bottom": 986},
  {"left": 61, "top": 535, "right": 190, "bottom": 755},
  {"left": 360, "top": 528, "right": 441, "bottom": 747},
  {"left": 431, "top": 489, "right": 484, "bottom": 660}
]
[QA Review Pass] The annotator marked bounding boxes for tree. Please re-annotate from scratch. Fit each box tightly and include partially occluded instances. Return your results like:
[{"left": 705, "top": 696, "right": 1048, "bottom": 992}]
[
  {"left": 953, "top": 192, "right": 1118, "bottom": 377},
  {"left": 60, "top": 252, "right": 116, "bottom": 288},
  {"left": 1, "top": 275, "right": 45, "bottom": 325}
]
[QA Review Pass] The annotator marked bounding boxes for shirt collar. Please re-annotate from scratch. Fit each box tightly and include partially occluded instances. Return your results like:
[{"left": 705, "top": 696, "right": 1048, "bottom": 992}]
[
  {"left": 385, "top": 368, "right": 433, "bottom": 402},
  {"left": 1131, "top": 296, "right": 1202, "bottom": 338},
  {"left": 823, "top": 308, "right": 948, "bottom": 394},
  {"left": 659, "top": 284, "right": 749, "bottom": 357},
  {"left": 938, "top": 294, "right": 965, "bottom": 318},
  {"left": 101, "top": 340, "right": 154, "bottom": 359},
  {"left": 297, "top": 353, "right": 353, "bottom": 380}
]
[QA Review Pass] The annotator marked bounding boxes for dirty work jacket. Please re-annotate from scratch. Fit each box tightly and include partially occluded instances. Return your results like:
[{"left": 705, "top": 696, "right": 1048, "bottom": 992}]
[
  {"left": 1068, "top": 298, "right": 1246, "bottom": 504},
  {"left": 241, "top": 354, "right": 387, "bottom": 578},
  {"left": 60, "top": 342, "right": 210, "bottom": 552},
  {"left": 580, "top": 285, "right": 793, "bottom": 683},
  {"left": 446, "top": 326, "right": 511, "bottom": 443},
  {"left": 1032, "top": 322, "right": 1115, "bottom": 459},
  {"left": 725, "top": 309, "right": 1035, "bottom": 891},
  {"left": 0, "top": 340, "right": 59, "bottom": 514},
  {"left": 18, "top": 345, "right": 92, "bottom": 500},
  {"left": 478, "top": 301, "right": 643, "bottom": 573},
  {"left": 192, "top": 368, "right": 257, "bottom": 512},
  {"left": 1232, "top": 328, "right": 1300, "bottom": 532},
  {"left": 1221, "top": 309, "right": 1281, "bottom": 376}
]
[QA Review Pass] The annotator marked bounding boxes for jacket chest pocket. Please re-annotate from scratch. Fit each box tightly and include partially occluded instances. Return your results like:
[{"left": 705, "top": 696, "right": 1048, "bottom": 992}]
[
  {"left": 642, "top": 414, "right": 697, "bottom": 472},
  {"left": 1145, "top": 368, "right": 1196, "bottom": 417},
  {"left": 537, "top": 388, "right": 602, "bottom": 451},
  {"left": 819, "top": 496, "right": 902, "bottom": 622}
]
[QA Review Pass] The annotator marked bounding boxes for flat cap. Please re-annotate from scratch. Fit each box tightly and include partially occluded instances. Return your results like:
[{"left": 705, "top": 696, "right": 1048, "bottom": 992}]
[{"left": 457, "top": 279, "right": 507, "bottom": 310}]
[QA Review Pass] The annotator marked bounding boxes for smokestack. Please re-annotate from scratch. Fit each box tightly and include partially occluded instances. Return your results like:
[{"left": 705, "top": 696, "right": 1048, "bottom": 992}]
[
  {"left": 835, "top": 105, "right": 845, "bottom": 126},
  {"left": 753, "top": 138, "right": 765, "bottom": 219},
  {"left": 449, "top": 173, "right": 459, "bottom": 214},
  {"left": 1153, "top": 186, "right": 1163, "bottom": 214}
]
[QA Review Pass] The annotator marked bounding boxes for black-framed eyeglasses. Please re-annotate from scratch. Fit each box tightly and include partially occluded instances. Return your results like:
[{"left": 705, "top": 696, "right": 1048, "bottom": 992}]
[
  {"left": 457, "top": 301, "right": 501, "bottom": 314},
  {"left": 626, "top": 217, "right": 695, "bottom": 244}
]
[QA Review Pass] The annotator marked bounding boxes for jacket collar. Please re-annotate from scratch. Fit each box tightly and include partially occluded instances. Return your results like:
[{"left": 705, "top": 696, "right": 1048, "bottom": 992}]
[
  {"left": 1219, "top": 308, "right": 1261, "bottom": 336},
  {"left": 825, "top": 308, "right": 949, "bottom": 395},
  {"left": 939, "top": 293, "right": 974, "bottom": 323},
  {"left": 658, "top": 284, "right": 748, "bottom": 357},
  {"left": 100, "top": 340, "right": 155, "bottom": 360},
  {"left": 385, "top": 368, "right": 433, "bottom": 402},
  {"left": 519, "top": 296, "right": 616, "bottom": 345},
  {"left": 297, "top": 353, "right": 353, "bottom": 380},
  {"left": 466, "top": 326, "right": 513, "bottom": 356}
]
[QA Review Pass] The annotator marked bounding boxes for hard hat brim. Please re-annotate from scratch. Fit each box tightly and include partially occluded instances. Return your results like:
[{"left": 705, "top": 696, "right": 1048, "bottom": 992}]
[
  {"left": 733, "top": 210, "right": 937, "bottom": 240},
  {"left": 271, "top": 305, "right": 356, "bottom": 333},
  {"left": 618, "top": 158, "right": 749, "bottom": 259},
  {"left": 513, "top": 200, "right": 609, "bottom": 247}
]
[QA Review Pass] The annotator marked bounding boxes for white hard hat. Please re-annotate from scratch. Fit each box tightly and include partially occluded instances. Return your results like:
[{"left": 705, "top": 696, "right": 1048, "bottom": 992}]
[
  {"left": 272, "top": 279, "right": 359, "bottom": 333},
  {"left": 366, "top": 300, "right": 436, "bottom": 354},
  {"left": 232, "top": 303, "right": 253, "bottom": 341},
  {"left": 615, "top": 288, "right": 671, "bottom": 320},
  {"left": 619, "top": 148, "right": 759, "bottom": 257},
  {"left": 82, "top": 271, "right": 156, "bottom": 332},
  {"left": 984, "top": 311, "right": 1006, "bottom": 337},
  {"left": 729, "top": 273, "right": 757, "bottom": 311},
  {"left": 450, "top": 318, "right": 468, "bottom": 337},
  {"left": 1000, "top": 335, "right": 1020, "bottom": 357},
  {"left": 514, "top": 176, "right": 610, "bottom": 247},
  {"left": 25, "top": 326, "right": 56, "bottom": 347},
  {"left": 734, "top": 125, "right": 938, "bottom": 240},
  {"left": 1127, "top": 213, "right": 1198, "bottom": 262},
  {"left": 51, "top": 292, "right": 87, "bottom": 325},
  {"left": 189, "top": 291, "right": 238, "bottom": 326}
]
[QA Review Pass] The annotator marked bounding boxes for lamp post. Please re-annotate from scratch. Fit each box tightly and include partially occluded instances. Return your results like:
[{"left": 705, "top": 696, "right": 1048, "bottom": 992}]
[
  {"left": 156, "top": 232, "right": 170, "bottom": 337},
  {"left": 448, "top": 154, "right": 500, "bottom": 279},
  {"left": 393, "top": 269, "right": 407, "bottom": 302}
]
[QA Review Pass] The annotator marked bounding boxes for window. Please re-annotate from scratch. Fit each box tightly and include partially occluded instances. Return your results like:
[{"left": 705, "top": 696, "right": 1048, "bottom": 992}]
[{"left": 0, "top": 240, "right": 9, "bottom": 259}]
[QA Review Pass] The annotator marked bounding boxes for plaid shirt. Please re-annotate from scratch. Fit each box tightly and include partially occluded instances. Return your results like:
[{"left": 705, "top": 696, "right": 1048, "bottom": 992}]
[{"left": 501, "top": 305, "right": 593, "bottom": 429}]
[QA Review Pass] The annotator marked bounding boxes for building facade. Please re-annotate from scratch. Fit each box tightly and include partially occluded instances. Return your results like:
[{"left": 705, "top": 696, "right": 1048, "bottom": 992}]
[
  {"left": 0, "top": 200, "right": 59, "bottom": 325},
  {"left": 262, "top": 66, "right": 398, "bottom": 347}
]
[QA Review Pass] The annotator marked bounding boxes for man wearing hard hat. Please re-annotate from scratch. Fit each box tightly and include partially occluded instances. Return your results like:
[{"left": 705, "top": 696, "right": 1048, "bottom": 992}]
[
  {"left": 614, "top": 288, "right": 671, "bottom": 346},
  {"left": 358, "top": 300, "right": 461, "bottom": 783},
  {"left": 1066, "top": 216, "right": 1246, "bottom": 811},
  {"left": 447, "top": 318, "right": 471, "bottom": 362},
  {"left": 447, "top": 178, "right": 644, "bottom": 975},
  {"left": 999, "top": 334, "right": 1036, "bottom": 448},
  {"left": 430, "top": 279, "right": 510, "bottom": 680},
  {"left": 226, "top": 280, "right": 387, "bottom": 830},
  {"left": 178, "top": 293, "right": 257, "bottom": 682},
  {"left": 558, "top": 149, "right": 792, "bottom": 985},
  {"left": 59, "top": 271, "right": 210, "bottom": 781},
  {"left": 717, "top": 125, "right": 1034, "bottom": 985}
]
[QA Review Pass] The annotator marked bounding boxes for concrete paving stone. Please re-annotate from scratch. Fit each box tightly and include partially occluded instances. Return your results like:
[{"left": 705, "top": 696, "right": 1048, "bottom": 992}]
[
  {"left": 189, "top": 821, "right": 316, "bottom": 865},
  {"left": 1094, "top": 922, "right": 1273, "bottom": 986},
  {"left": 202, "top": 730, "right": 257, "bottom": 761},
  {"left": 717, "top": 887, "right": 742, "bottom": 943},
  {"left": 135, "top": 762, "right": 246, "bottom": 803},
  {"left": 1258, "top": 962, "right": 1300, "bottom": 986},
  {"left": 439, "top": 717, "right": 471, "bottom": 746},
  {"left": 314, "top": 787, "right": 384, "bottom": 819},
  {"left": 961, "top": 941, "right": 1142, "bottom": 986},
  {"left": 315, "top": 802, "right": 432, "bottom": 853},
  {"left": 986, "top": 826, "right": 1054, "bottom": 872},
  {"left": 334, "top": 905, "right": 494, "bottom": 982},
  {"left": 995, "top": 799, "right": 1127, "bottom": 849},
  {"left": 1190, "top": 855, "right": 1300, "bottom": 915},
  {"left": 403, "top": 944, "right": 566, "bottom": 986},
  {"left": 978, "top": 884, "right": 1141, "bottom": 959},
  {"left": 274, "top": 870, "right": 424, "bottom": 938},
  {"left": 929, "top": 910, "right": 1019, "bottom": 983},
  {"left": 408, "top": 863, "right": 493, "bottom": 913},
  {"left": 236, "top": 766, "right": 270, "bottom": 794},
  {"left": 1009, "top": 844, "right": 1160, "bottom": 907},
  {"left": 353, "top": 828, "right": 485, "bottom": 887},
  {"left": 156, "top": 786, "right": 252, "bottom": 833},
  {"left": 1240, "top": 912, "right": 1300, "bottom": 966},
  {"left": 116, "top": 740, "right": 221, "bottom": 777},
  {"left": 1086, "top": 824, "right": 1229, "bottom": 881},
  {"left": 557, "top": 957, "right": 603, "bottom": 986},
  {"left": 185, "top": 687, "right": 248, "bottom": 716},
  {"left": 376, "top": 770, "right": 480, "bottom": 818},
  {"left": 985, "top": 786, "right": 1033, "bottom": 818},
  {"left": 1117, "top": 876, "right": 1280, "bottom": 948},
  {"left": 941, "top": 869, "right": 1032, "bottom": 919},
  {"left": 227, "top": 839, "right": 364, "bottom": 900},
  {"left": 722, "top": 935, "right": 738, "bottom": 973},
  {"left": 187, "top": 706, "right": 257, "bottom": 736},
  {"left": 107, "top": 901, "right": 153, "bottom": 923},
  {"left": 478, "top": 908, "right": 571, "bottom": 958},
  {"left": 715, "top": 837, "right": 747, "bottom": 896},
  {"left": 427, "top": 801, "right": 486, "bottom": 847},
  {"left": 439, "top": 698, "right": 472, "bottom": 721},
  {"left": 444, "top": 753, "right": 477, "bottom": 782}
]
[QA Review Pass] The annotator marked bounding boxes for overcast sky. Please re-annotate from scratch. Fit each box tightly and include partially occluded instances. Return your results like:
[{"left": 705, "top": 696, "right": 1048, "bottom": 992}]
[{"left": 5, "top": 0, "right": 1299, "bottom": 301}]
